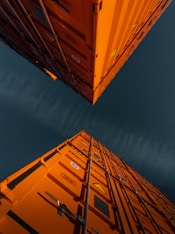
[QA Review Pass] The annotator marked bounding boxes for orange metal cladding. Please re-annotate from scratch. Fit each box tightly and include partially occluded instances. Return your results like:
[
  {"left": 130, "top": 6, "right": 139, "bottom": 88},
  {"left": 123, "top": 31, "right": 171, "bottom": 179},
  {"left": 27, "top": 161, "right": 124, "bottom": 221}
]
[
  {"left": 0, "top": 130, "right": 175, "bottom": 234},
  {"left": 0, "top": 0, "right": 172, "bottom": 104}
]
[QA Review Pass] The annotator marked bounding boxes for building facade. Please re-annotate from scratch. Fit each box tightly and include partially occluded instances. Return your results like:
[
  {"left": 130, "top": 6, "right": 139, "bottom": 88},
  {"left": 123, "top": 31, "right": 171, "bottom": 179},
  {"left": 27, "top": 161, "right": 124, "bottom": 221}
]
[
  {"left": 0, "top": 0, "right": 172, "bottom": 104},
  {"left": 0, "top": 130, "right": 175, "bottom": 233}
]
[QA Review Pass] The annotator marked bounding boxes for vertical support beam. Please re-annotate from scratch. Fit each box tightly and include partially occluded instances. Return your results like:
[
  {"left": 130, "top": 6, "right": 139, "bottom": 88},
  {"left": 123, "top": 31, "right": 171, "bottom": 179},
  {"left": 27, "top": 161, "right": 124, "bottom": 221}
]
[
  {"left": 16, "top": 0, "right": 59, "bottom": 75},
  {"left": 5, "top": 0, "right": 38, "bottom": 46},
  {"left": 99, "top": 143, "right": 126, "bottom": 233},
  {"left": 138, "top": 195, "right": 163, "bottom": 234},
  {"left": 83, "top": 137, "right": 93, "bottom": 234},
  {"left": 105, "top": 149, "right": 146, "bottom": 233},
  {"left": 38, "top": 0, "right": 71, "bottom": 73},
  {"left": 121, "top": 183, "right": 146, "bottom": 234}
]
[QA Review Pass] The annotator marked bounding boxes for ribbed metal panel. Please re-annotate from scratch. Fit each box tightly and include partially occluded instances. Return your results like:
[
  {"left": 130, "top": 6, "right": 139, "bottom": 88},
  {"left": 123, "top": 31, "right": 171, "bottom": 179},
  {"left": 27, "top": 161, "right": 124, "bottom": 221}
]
[
  {"left": 0, "top": 130, "right": 175, "bottom": 233},
  {"left": 0, "top": 0, "right": 172, "bottom": 103}
]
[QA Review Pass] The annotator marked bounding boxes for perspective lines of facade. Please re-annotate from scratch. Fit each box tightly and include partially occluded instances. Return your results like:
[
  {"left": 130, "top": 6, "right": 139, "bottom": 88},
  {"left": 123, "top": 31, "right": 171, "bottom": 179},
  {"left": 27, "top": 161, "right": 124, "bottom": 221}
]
[
  {"left": 0, "top": 130, "right": 175, "bottom": 233},
  {"left": 0, "top": 0, "right": 172, "bottom": 104}
]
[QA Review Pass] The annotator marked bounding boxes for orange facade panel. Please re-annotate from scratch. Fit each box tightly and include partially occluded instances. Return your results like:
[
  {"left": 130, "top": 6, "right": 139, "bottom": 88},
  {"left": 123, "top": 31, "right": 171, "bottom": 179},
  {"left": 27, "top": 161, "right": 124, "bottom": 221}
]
[
  {"left": 0, "top": 0, "right": 172, "bottom": 104},
  {"left": 0, "top": 130, "right": 175, "bottom": 233}
]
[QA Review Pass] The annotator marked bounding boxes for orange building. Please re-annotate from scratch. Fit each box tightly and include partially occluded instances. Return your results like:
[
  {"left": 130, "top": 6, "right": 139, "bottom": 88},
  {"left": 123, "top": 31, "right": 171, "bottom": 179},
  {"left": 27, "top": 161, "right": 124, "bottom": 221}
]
[
  {"left": 0, "top": 130, "right": 175, "bottom": 233},
  {"left": 0, "top": 0, "right": 172, "bottom": 104}
]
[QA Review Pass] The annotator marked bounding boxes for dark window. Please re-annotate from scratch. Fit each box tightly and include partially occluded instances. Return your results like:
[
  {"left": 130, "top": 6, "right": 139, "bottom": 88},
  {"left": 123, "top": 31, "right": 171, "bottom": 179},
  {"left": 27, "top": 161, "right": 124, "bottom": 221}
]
[
  {"left": 94, "top": 195, "right": 110, "bottom": 217},
  {"left": 30, "top": 2, "right": 48, "bottom": 24}
]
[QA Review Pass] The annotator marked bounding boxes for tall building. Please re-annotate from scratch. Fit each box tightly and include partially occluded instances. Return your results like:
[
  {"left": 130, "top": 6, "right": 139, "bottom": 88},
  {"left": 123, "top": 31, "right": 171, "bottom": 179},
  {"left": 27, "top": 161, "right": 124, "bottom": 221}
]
[
  {"left": 0, "top": 130, "right": 175, "bottom": 233},
  {"left": 0, "top": 0, "right": 172, "bottom": 104}
]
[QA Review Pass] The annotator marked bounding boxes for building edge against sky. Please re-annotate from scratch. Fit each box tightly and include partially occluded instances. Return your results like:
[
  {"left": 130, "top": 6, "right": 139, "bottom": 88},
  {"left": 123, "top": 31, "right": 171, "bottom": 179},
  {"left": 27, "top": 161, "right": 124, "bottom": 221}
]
[
  {"left": 0, "top": 0, "right": 172, "bottom": 104},
  {"left": 0, "top": 130, "right": 175, "bottom": 233}
]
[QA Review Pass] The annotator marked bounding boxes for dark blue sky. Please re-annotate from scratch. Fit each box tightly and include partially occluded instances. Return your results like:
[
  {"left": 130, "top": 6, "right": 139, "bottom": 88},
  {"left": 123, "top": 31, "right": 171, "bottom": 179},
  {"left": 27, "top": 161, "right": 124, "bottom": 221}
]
[{"left": 0, "top": 2, "right": 175, "bottom": 203}]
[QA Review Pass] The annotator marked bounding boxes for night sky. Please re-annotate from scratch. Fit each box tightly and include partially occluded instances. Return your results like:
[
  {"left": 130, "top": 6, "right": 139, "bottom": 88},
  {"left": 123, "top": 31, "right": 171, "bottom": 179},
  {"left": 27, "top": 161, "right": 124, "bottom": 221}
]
[{"left": 0, "top": 2, "right": 175, "bottom": 203}]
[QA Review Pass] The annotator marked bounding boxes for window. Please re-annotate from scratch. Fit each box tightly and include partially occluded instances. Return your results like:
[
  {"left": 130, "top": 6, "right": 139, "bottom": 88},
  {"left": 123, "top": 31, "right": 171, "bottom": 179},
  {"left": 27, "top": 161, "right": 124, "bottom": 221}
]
[
  {"left": 94, "top": 195, "right": 110, "bottom": 217},
  {"left": 30, "top": 2, "right": 48, "bottom": 25}
]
